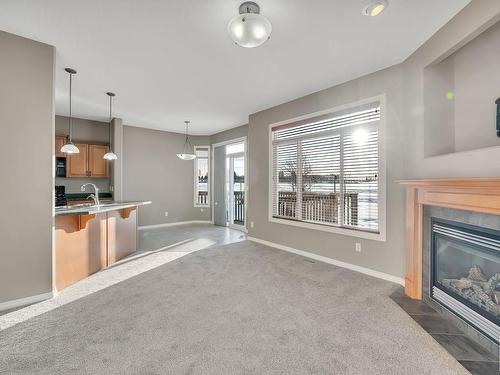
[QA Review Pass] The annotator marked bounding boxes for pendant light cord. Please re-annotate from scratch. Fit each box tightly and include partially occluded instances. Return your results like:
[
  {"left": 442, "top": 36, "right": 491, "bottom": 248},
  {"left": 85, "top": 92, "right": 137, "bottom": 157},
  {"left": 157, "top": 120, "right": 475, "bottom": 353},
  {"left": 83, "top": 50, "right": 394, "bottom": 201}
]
[
  {"left": 183, "top": 121, "right": 192, "bottom": 153},
  {"left": 68, "top": 72, "right": 73, "bottom": 141},
  {"left": 109, "top": 94, "right": 112, "bottom": 146}
]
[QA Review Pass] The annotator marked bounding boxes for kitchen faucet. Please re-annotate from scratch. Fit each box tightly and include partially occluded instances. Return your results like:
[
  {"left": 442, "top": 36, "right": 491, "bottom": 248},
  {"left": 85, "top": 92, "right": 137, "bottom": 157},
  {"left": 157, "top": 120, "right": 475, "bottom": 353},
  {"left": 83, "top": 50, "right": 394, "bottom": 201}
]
[{"left": 81, "top": 183, "right": 100, "bottom": 206}]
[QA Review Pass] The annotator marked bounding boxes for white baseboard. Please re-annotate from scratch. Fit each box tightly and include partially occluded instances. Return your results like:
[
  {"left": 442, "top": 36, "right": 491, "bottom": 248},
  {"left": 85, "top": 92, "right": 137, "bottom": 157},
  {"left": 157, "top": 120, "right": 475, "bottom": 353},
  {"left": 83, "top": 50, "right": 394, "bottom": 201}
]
[
  {"left": 0, "top": 291, "right": 53, "bottom": 312},
  {"left": 247, "top": 236, "right": 405, "bottom": 286},
  {"left": 139, "top": 220, "right": 213, "bottom": 230}
]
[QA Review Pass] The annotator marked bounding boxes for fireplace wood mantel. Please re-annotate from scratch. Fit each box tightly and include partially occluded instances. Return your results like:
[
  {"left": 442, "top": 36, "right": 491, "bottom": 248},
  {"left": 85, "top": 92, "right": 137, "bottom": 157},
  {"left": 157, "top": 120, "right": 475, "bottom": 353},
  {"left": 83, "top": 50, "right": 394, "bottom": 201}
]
[{"left": 398, "top": 178, "right": 500, "bottom": 300}]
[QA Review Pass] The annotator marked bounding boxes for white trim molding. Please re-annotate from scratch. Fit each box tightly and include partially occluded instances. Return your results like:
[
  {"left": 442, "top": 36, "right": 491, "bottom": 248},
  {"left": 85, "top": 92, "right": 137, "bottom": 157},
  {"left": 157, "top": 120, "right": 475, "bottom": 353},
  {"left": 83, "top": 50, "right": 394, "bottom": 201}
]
[
  {"left": 247, "top": 236, "right": 404, "bottom": 286},
  {"left": 138, "top": 220, "right": 213, "bottom": 230},
  {"left": 0, "top": 291, "right": 54, "bottom": 313}
]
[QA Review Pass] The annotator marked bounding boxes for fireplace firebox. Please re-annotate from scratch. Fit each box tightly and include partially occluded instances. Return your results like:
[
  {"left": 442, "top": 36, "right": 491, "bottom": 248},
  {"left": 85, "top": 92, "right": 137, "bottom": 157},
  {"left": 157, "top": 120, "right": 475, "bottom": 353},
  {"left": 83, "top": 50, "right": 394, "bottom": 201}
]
[{"left": 431, "top": 218, "right": 500, "bottom": 343}]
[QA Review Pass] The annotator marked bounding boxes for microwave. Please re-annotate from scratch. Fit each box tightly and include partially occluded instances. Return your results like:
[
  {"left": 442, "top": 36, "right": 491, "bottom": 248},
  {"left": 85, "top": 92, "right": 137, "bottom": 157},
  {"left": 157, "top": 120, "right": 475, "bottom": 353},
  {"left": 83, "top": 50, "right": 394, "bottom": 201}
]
[{"left": 56, "top": 157, "right": 67, "bottom": 178}]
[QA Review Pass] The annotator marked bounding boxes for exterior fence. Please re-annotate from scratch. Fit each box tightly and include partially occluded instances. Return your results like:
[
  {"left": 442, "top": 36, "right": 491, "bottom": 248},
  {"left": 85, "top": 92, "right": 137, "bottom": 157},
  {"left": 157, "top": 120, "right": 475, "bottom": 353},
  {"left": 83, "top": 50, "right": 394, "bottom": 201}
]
[{"left": 277, "top": 191, "right": 358, "bottom": 225}]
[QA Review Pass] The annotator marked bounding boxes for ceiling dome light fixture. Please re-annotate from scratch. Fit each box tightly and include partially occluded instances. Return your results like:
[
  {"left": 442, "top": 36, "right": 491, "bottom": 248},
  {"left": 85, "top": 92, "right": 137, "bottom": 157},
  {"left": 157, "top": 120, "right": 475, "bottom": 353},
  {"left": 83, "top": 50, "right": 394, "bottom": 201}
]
[
  {"left": 60, "top": 68, "right": 80, "bottom": 154},
  {"left": 227, "top": 1, "right": 272, "bottom": 48},
  {"left": 176, "top": 121, "right": 196, "bottom": 160},
  {"left": 103, "top": 92, "right": 118, "bottom": 161},
  {"left": 362, "top": 0, "right": 388, "bottom": 17}
]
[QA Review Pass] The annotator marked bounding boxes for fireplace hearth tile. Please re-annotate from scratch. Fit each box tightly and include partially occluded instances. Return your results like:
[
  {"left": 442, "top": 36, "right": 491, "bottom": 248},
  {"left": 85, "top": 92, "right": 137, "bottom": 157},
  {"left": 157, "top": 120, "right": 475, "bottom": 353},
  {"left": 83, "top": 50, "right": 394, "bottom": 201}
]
[
  {"left": 391, "top": 287, "right": 499, "bottom": 374},
  {"left": 391, "top": 296, "right": 439, "bottom": 315},
  {"left": 459, "top": 360, "right": 500, "bottom": 375},
  {"left": 431, "top": 334, "right": 499, "bottom": 362},
  {"left": 411, "top": 314, "right": 465, "bottom": 334}
]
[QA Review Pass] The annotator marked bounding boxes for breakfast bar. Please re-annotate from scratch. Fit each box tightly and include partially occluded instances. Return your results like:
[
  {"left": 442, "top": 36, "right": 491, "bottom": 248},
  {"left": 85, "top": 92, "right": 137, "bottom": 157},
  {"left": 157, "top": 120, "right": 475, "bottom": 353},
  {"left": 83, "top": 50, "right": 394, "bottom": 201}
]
[{"left": 54, "top": 201, "right": 151, "bottom": 290}]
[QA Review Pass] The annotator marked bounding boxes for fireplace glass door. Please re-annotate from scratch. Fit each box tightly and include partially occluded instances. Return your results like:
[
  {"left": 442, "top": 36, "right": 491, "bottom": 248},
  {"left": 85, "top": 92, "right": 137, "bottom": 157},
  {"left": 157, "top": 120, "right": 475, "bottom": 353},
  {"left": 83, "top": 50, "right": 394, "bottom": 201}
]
[{"left": 432, "top": 218, "right": 500, "bottom": 343}]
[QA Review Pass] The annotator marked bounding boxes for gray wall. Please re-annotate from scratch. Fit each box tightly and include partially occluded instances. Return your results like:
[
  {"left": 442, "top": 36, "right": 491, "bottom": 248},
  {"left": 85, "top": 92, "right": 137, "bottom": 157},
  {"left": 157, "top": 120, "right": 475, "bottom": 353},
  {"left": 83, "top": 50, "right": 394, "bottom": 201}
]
[
  {"left": 247, "top": 64, "right": 407, "bottom": 278},
  {"left": 404, "top": 1, "right": 500, "bottom": 178},
  {"left": 55, "top": 115, "right": 110, "bottom": 143},
  {"left": 453, "top": 20, "right": 500, "bottom": 152},
  {"left": 247, "top": 1, "right": 500, "bottom": 279},
  {"left": 122, "top": 125, "right": 211, "bottom": 226},
  {"left": 0, "top": 31, "right": 55, "bottom": 304},
  {"left": 210, "top": 124, "right": 248, "bottom": 145}
]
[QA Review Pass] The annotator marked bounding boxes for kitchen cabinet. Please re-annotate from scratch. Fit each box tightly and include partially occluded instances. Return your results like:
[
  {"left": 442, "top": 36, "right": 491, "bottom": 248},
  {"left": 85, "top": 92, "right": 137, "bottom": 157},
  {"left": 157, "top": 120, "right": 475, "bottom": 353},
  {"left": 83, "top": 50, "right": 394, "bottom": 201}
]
[
  {"left": 67, "top": 143, "right": 88, "bottom": 177},
  {"left": 67, "top": 143, "right": 109, "bottom": 178},
  {"left": 88, "top": 144, "right": 109, "bottom": 177},
  {"left": 55, "top": 135, "right": 66, "bottom": 158}
]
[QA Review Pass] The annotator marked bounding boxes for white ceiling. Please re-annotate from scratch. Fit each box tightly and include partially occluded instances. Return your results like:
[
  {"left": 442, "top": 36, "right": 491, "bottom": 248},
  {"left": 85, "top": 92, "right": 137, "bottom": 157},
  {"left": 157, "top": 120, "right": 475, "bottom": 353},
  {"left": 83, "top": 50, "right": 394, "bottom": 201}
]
[{"left": 0, "top": 0, "right": 470, "bottom": 135}]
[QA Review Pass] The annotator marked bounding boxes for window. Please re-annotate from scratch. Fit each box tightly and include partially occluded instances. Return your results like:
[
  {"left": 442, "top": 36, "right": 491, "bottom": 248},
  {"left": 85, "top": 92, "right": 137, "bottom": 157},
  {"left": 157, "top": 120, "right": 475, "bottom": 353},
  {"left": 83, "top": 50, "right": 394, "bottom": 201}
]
[
  {"left": 270, "top": 101, "right": 384, "bottom": 239},
  {"left": 194, "top": 146, "right": 210, "bottom": 207}
]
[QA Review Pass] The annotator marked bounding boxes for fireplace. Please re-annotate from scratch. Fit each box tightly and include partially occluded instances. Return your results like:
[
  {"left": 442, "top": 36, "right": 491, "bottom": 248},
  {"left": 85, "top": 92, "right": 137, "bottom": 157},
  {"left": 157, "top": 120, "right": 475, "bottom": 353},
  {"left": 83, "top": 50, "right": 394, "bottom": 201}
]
[{"left": 431, "top": 217, "right": 500, "bottom": 343}]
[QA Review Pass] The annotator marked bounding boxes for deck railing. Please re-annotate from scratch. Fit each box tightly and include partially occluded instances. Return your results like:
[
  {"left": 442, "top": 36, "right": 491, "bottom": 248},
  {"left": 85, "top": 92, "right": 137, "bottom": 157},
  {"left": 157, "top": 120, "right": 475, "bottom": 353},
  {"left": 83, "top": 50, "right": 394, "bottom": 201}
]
[
  {"left": 234, "top": 191, "right": 245, "bottom": 225},
  {"left": 276, "top": 191, "right": 358, "bottom": 225},
  {"left": 197, "top": 191, "right": 208, "bottom": 205}
]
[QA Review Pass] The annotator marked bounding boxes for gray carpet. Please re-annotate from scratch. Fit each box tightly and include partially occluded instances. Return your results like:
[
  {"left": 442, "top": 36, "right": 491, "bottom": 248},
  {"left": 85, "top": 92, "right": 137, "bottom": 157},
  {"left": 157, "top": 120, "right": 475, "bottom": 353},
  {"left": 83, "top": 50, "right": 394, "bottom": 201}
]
[{"left": 0, "top": 240, "right": 468, "bottom": 375}]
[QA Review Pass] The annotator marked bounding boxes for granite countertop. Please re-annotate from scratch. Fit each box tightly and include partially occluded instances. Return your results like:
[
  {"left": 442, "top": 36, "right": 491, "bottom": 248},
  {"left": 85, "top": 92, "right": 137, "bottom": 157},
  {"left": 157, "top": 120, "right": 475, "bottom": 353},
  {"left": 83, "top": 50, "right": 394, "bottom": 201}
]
[
  {"left": 65, "top": 192, "right": 113, "bottom": 201},
  {"left": 55, "top": 201, "right": 151, "bottom": 216}
]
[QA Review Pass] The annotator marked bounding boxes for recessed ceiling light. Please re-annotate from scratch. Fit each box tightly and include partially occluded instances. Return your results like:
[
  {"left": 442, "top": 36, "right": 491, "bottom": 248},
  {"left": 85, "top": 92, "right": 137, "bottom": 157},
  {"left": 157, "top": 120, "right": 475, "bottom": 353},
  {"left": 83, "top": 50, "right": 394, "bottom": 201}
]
[{"left": 362, "top": 0, "right": 388, "bottom": 17}]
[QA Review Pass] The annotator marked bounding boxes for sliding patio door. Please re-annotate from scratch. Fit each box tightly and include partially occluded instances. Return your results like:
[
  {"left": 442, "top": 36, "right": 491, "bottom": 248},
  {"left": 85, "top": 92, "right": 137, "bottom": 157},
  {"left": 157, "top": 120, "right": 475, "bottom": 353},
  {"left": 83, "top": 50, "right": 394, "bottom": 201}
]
[{"left": 212, "top": 140, "right": 246, "bottom": 229}]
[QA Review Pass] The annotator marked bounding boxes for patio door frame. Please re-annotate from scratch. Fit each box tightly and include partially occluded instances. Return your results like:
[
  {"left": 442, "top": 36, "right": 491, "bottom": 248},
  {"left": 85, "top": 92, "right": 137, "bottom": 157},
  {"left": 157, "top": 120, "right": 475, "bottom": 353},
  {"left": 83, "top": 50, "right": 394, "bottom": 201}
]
[{"left": 211, "top": 136, "right": 248, "bottom": 232}]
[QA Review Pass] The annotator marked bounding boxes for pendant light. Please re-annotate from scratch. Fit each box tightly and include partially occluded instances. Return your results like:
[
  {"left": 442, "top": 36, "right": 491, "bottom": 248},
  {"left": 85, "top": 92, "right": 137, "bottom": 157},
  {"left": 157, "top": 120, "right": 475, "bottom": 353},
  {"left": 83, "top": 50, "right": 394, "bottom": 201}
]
[
  {"left": 176, "top": 121, "right": 196, "bottom": 160},
  {"left": 60, "top": 68, "right": 80, "bottom": 154},
  {"left": 227, "top": 1, "right": 272, "bottom": 48},
  {"left": 103, "top": 92, "right": 118, "bottom": 161}
]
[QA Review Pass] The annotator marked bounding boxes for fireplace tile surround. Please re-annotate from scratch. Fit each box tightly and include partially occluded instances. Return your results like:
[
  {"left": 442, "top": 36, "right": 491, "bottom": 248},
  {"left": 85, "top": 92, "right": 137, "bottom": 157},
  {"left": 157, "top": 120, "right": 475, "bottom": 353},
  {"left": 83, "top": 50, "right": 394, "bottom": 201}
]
[{"left": 423, "top": 206, "right": 500, "bottom": 353}]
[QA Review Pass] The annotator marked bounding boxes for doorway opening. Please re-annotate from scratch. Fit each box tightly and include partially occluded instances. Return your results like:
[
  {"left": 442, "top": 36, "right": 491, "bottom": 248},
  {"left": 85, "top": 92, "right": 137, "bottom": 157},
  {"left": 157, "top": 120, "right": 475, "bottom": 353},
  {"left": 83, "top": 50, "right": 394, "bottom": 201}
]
[{"left": 213, "top": 139, "right": 246, "bottom": 231}]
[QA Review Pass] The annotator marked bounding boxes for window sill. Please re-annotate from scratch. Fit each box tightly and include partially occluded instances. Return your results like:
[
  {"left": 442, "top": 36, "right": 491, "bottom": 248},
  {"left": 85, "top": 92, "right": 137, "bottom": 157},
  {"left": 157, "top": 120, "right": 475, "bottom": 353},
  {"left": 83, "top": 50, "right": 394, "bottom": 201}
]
[
  {"left": 268, "top": 217, "right": 386, "bottom": 242},
  {"left": 194, "top": 204, "right": 210, "bottom": 208}
]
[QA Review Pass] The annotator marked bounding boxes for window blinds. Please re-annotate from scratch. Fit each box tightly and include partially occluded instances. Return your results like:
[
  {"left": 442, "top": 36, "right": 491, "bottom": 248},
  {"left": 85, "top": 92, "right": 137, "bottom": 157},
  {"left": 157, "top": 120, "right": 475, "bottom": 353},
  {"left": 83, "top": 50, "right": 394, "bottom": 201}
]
[{"left": 271, "top": 106, "right": 380, "bottom": 233}]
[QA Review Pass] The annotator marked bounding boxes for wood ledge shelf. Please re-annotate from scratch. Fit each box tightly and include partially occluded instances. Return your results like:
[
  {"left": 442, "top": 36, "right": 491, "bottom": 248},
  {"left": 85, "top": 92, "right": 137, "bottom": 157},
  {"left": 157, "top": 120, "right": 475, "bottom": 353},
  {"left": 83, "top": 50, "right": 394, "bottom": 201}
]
[{"left": 398, "top": 177, "right": 500, "bottom": 300}]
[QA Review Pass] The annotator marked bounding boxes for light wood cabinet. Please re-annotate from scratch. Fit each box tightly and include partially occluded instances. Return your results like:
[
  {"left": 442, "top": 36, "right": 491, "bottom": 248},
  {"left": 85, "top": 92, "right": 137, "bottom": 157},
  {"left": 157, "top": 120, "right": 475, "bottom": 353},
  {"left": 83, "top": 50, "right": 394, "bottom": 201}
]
[
  {"left": 55, "top": 207, "right": 138, "bottom": 291},
  {"left": 88, "top": 144, "right": 109, "bottom": 178},
  {"left": 67, "top": 143, "right": 89, "bottom": 177},
  {"left": 55, "top": 135, "right": 66, "bottom": 158},
  {"left": 66, "top": 143, "right": 110, "bottom": 178}
]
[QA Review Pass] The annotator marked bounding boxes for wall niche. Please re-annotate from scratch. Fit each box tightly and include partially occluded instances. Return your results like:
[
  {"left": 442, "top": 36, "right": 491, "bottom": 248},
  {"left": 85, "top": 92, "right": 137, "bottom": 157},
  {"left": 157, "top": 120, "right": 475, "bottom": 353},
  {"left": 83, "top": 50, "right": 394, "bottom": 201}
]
[{"left": 424, "top": 20, "right": 500, "bottom": 157}]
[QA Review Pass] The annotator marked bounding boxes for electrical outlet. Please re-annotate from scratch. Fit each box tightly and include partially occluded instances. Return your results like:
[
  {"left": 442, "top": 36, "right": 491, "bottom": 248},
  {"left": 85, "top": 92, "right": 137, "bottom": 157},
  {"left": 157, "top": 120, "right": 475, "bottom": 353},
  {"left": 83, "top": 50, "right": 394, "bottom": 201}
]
[
  {"left": 200, "top": 208, "right": 204, "bottom": 212},
  {"left": 250, "top": 221, "right": 254, "bottom": 228},
  {"left": 355, "top": 243, "right": 361, "bottom": 252},
  {"left": 164, "top": 211, "right": 169, "bottom": 217}
]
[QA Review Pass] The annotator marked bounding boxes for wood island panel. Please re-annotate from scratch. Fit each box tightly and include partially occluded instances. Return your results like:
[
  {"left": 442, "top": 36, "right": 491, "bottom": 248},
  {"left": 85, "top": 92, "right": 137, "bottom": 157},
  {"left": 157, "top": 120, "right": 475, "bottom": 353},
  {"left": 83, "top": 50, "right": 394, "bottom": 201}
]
[
  {"left": 55, "top": 206, "right": 139, "bottom": 291},
  {"left": 55, "top": 212, "right": 107, "bottom": 290},
  {"left": 107, "top": 208, "right": 137, "bottom": 264}
]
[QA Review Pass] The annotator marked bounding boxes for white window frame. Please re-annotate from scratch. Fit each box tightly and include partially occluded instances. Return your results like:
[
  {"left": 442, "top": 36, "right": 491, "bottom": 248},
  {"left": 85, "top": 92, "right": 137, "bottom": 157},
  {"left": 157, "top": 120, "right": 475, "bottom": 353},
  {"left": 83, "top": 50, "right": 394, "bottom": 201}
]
[
  {"left": 194, "top": 145, "right": 210, "bottom": 208},
  {"left": 267, "top": 95, "right": 386, "bottom": 242}
]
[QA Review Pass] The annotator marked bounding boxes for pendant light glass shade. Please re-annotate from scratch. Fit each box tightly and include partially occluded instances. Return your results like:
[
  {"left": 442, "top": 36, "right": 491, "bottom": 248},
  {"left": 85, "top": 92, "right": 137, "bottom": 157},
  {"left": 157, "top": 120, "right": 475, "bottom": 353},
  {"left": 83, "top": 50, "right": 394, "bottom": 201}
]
[
  {"left": 103, "top": 151, "right": 118, "bottom": 160},
  {"left": 61, "top": 141, "right": 80, "bottom": 154},
  {"left": 61, "top": 68, "right": 80, "bottom": 154},
  {"left": 227, "top": 2, "right": 272, "bottom": 48},
  {"left": 177, "top": 121, "right": 196, "bottom": 160},
  {"left": 103, "top": 92, "right": 118, "bottom": 161}
]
